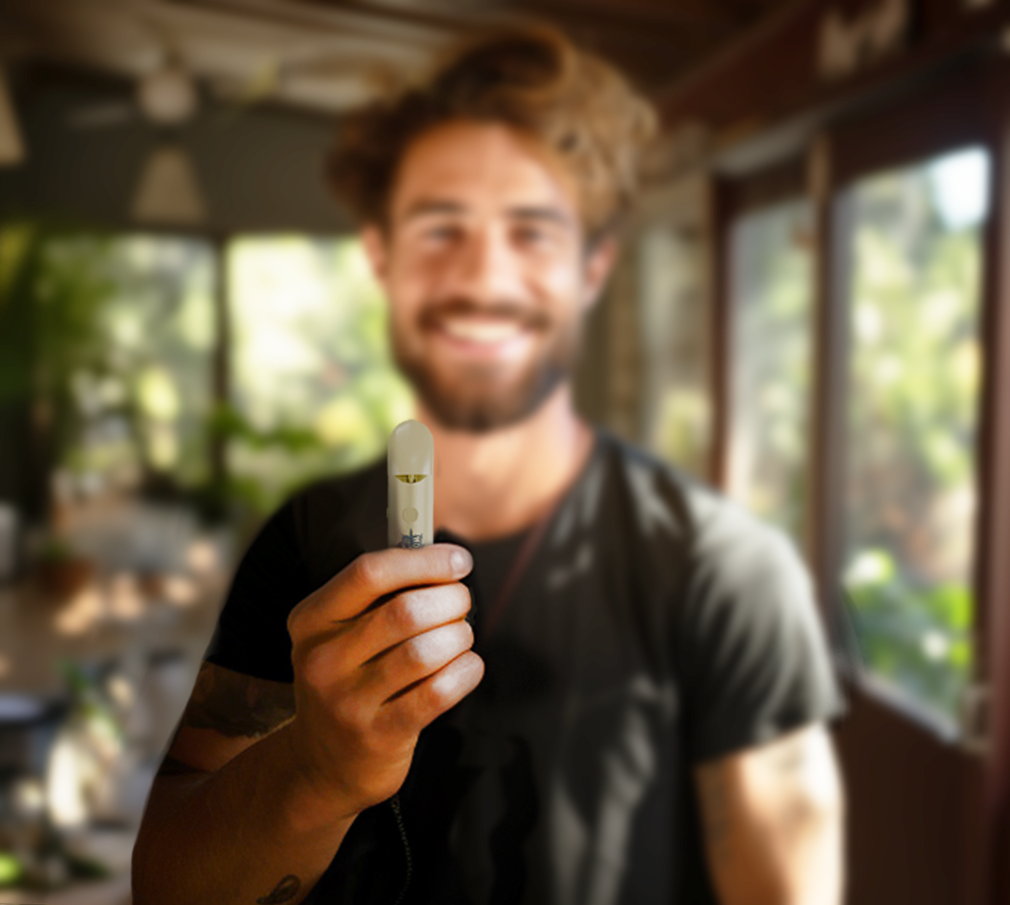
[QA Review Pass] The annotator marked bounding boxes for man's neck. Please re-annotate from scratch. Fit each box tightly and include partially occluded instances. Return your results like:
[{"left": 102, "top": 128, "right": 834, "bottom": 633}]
[{"left": 422, "top": 384, "right": 594, "bottom": 543}]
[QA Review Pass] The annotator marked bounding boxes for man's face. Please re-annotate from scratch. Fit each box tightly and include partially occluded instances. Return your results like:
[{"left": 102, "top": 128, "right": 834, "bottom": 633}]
[{"left": 363, "top": 121, "right": 614, "bottom": 432}]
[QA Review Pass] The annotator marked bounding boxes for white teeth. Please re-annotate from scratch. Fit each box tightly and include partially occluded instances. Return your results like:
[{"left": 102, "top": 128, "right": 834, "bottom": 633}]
[{"left": 441, "top": 319, "right": 523, "bottom": 344}]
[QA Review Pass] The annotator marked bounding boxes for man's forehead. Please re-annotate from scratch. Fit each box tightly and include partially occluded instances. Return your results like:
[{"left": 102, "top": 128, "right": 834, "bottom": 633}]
[{"left": 389, "top": 121, "right": 580, "bottom": 225}]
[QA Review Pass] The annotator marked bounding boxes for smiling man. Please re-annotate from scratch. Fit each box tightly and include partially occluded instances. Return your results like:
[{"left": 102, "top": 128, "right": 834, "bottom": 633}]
[
  {"left": 133, "top": 27, "right": 844, "bottom": 905},
  {"left": 384, "top": 123, "right": 586, "bottom": 435}
]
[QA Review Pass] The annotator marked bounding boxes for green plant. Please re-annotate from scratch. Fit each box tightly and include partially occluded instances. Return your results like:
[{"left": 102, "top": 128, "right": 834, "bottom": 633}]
[
  {"left": 201, "top": 401, "right": 329, "bottom": 519},
  {"left": 0, "top": 221, "right": 117, "bottom": 516},
  {"left": 846, "top": 549, "right": 972, "bottom": 724}
]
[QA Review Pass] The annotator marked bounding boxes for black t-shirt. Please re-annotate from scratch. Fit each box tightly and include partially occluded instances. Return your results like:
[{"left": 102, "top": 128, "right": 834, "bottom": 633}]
[{"left": 205, "top": 429, "right": 843, "bottom": 905}]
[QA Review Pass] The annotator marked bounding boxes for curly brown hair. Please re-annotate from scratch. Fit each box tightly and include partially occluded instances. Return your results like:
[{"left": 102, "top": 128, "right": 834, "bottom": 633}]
[{"left": 327, "top": 25, "right": 657, "bottom": 242}]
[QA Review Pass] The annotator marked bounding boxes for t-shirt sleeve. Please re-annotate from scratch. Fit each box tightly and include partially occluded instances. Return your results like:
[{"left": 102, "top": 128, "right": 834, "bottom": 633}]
[
  {"left": 676, "top": 503, "right": 844, "bottom": 764},
  {"left": 204, "top": 498, "right": 312, "bottom": 684}
]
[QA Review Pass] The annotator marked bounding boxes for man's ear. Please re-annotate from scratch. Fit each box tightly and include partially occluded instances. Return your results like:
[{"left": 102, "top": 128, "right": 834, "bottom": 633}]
[
  {"left": 361, "top": 225, "right": 389, "bottom": 288},
  {"left": 581, "top": 236, "right": 618, "bottom": 310}
]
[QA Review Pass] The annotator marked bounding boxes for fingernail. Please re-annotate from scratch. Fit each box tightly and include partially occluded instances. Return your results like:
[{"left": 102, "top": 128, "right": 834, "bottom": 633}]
[{"left": 450, "top": 547, "right": 473, "bottom": 575}]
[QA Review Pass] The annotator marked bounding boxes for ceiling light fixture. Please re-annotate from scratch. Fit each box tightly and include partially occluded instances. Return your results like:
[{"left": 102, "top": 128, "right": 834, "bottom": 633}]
[
  {"left": 137, "top": 62, "right": 198, "bottom": 126},
  {"left": 130, "top": 143, "right": 207, "bottom": 226}
]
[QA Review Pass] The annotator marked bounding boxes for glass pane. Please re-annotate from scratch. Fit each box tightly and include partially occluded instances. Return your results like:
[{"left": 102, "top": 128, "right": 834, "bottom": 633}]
[
  {"left": 842, "top": 148, "right": 990, "bottom": 729},
  {"left": 228, "top": 236, "right": 413, "bottom": 515},
  {"left": 727, "top": 200, "right": 814, "bottom": 546},
  {"left": 637, "top": 208, "right": 713, "bottom": 480},
  {"left": 63, "top": 235, "right": 216, "bottom": 493},
  {"left": 109, "top": 237, "right": 216, "bottom": 488}
]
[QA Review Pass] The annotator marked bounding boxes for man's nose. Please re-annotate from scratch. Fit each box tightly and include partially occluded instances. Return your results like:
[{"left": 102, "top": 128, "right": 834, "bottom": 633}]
[{"left": 446, "top": 228, "right": 525, "bottom": 302}]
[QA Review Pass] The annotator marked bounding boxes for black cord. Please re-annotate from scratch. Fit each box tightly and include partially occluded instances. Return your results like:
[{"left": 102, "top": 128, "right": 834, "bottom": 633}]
[{"left": 389, "top": 794, "right": 413, "bottom": 905}]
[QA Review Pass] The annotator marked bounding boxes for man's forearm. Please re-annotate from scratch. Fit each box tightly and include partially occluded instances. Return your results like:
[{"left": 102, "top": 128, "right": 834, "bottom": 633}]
[{"left": 132, "top": 723, "right": 356, "bottom": 905}]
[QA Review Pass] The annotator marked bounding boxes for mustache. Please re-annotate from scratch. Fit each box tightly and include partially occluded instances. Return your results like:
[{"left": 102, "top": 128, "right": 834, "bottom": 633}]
[{"left": 418, "top": 298, "right": 552, "bottom": 331}]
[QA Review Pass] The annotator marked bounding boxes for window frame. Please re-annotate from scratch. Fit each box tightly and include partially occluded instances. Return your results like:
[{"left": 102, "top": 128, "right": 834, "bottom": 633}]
[
  {"left": 809, "top": 60, "right": 1003, "bottom": 723},
  {"left": 708, "top": 55, "right": 1010, "bottom": 899},
  {"left": 728, "top": 56, "right": 1010, "bottom": 901},
  {"left": 87, "top": 227, "right": 355, "bottom": 508}
]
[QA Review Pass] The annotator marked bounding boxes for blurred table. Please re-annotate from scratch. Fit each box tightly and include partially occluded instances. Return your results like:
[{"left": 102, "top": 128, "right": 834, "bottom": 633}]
[
  {"left": 0, "top": 569, "right": 225, "bottom": 697},
  {"left": 0, "top": 875, "right": 131, "bottom": 905},
  {"left": 2, "top": 828, "right": 133, "bottom": 903},
  {"left": 0, "top": 556, "right": 229, "bottom": 905}
]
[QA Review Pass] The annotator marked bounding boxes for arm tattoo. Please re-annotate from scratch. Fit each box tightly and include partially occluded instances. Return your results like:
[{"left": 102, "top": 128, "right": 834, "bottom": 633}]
[
  {"left": 256, "top": 874, "right": 301, "bottom": 904},
  {"left": 181, "top": 662, "right": 296, "bottom": 739},
  {"left": 772, "top": 739, "right": 822, "bottom": 837},
  {"left": 697, "top": 763, "right": 732, "bottom": 866}
]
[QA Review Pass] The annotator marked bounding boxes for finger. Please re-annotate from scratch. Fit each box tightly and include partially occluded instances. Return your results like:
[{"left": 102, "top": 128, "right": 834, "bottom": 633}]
[
  {"left": 379, "top": 651, "right": 484, "bottom": 733},
  {"left": 290, "top": 582, "right": 471, "bottom": 695},
  {"left": 358, "top": 619, "right": 476, "bottom": 707},
  {"left": 354, "top": 582, "right": 472, "bottom": 664},
  {"left": 289, "top": 544, "right": 472, "bottom": 637}
]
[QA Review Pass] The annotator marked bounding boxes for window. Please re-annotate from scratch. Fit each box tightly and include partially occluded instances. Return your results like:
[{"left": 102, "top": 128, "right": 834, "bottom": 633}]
[
  {"left": 227, "top": 236, "right": 413, "bottom": 514},
  {"left": 48, "top": 234, "right": 216, "bottom": 496},
  {"left": 637, "top": 216, "right": 712, "bottom": 480},
  {"left": 840, "top": 148, "right": 990, "bottom": 728},
  {"left": 727, "top": 200, "right": 815, "bottom": 546}
]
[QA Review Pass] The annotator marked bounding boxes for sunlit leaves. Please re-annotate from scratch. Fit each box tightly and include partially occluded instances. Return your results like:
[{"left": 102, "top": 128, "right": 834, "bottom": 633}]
[
  {"left": 227, "top": 236, "right": 414, "bottom": 514},
  {"left": 843, "top": 148, "right": 988, "bottom": 728}
]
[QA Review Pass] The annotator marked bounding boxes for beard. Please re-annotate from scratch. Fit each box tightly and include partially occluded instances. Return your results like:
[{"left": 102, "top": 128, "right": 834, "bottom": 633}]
[{"left": 391, "top": 297, "right": 582, "bottom": 433}]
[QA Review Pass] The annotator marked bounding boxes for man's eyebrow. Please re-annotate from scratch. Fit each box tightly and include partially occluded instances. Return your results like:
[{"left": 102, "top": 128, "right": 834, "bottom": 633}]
[
  {"left": 400, "top": 199, "right": 575, "bottom": 229},
  {"left": 402, "top": 199, "right": 466, "bottom": 220},
  {"left": 507, "top": 205, "right": 576, "bottom": 229}
]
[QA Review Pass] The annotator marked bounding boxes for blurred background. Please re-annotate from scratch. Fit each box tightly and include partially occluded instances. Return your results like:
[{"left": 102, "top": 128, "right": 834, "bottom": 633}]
[{"left": 0, "top": 0, "right": 1009, "bottom": 902}]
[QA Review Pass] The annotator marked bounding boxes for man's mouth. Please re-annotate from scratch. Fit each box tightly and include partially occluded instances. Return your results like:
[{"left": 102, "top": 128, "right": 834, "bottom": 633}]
[{"left": 438, "top": 316, "right": 527, "bottom": 346}]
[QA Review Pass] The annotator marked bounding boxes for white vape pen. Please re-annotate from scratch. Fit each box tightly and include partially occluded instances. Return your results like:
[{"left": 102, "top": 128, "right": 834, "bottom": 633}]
[{"left": 388, "top": 420, "right": 434, "bottom": 549}]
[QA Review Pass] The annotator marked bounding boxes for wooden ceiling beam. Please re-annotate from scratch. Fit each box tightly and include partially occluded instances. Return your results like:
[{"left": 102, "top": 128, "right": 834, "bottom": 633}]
[
  {"left": 519, "top": 0, "right": 745, "bottom": 32},
  {"left": 168, "top": 0, "right": 469, "bottom": 47}
]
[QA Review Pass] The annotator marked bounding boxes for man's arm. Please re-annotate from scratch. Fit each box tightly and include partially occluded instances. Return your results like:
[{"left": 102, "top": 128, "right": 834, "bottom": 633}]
[
  {"left": 161, "top": 659, "right": 296, "bottom": 771},
  {"left": 132, "top": 662, "right": 354, "bottom": 905},
  {"left": 695, "top": 724, "right": 844, "bottom": 905},
  {"left": 132, "top": 544, "right": 482, "bottom": 905}
]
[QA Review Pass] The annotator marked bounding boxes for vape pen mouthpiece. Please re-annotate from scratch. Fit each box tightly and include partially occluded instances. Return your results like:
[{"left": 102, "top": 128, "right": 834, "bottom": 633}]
[{"left": 388, "top": 420, "right": 434, "bottom": 549}]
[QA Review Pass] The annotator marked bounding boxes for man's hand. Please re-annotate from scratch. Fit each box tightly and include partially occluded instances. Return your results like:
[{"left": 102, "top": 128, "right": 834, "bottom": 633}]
[
  {"left": 284, "top": 543, "right": 484, "bottom": 818},
  {"left": 134, "top": 543, "right": 482, "bottom": 905},
  {"left": 695, "top": 724, "right": 844, "bottom": 905}
]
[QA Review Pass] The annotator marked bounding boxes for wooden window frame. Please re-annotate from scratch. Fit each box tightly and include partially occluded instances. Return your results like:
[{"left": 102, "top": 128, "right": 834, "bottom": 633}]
[
  {"left": 712, "top": 54, "right": 1010, "bottom": 904},
  {"left": 814, "top": 63, "right": 1008, "bottom": 710}
]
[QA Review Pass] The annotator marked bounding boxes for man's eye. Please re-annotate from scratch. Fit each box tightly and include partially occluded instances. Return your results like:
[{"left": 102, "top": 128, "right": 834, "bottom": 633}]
[
  {"left": 516, "top": 227, "right": 551, "bottom": 247},
  {"left": 423, "top": 225, "right": 461, "bottom": 245}
]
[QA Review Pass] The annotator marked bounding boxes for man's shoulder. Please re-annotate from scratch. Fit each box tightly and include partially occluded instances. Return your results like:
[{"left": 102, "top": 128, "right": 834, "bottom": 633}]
[
  {"left": 592, "top": 429, "right": 727, "bottom": 533},
  {"left": 593, "top": 427, "right": 695, "bottom": 497},
  {"left": 591, "top": 428, "right": 795, "bottom": 565}
]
